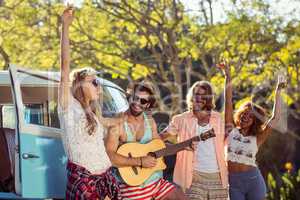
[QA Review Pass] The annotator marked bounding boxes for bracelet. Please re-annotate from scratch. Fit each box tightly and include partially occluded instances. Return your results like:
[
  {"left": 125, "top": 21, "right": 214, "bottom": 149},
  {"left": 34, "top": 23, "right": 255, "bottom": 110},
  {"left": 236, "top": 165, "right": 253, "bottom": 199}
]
[{"left": 140, "top": 157, "right": 143, "bottom": 168}]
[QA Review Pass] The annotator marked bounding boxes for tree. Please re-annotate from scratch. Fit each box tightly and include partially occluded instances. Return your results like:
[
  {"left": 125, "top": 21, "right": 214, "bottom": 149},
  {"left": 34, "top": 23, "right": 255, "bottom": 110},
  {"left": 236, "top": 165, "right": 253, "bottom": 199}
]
[
  {"left": 0, "top": 0, "right": 65, "bottom": 70},
  {"left": 1, "top": 0, "right": 300, "bottom": 116}
]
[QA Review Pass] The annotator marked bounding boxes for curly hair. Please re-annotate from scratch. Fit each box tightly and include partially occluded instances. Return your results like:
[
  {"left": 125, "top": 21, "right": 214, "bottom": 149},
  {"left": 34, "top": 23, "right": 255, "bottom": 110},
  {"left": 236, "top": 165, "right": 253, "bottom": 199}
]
[{"left": 234, "top": 101, "right": 267, "bottom": 136}]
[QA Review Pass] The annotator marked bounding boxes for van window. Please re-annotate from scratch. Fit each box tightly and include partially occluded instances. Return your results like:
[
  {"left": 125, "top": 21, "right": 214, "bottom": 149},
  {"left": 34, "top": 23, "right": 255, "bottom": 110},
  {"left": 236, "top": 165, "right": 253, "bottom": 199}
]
[
  {"left": 23, "top": 102, "right": 60, "bottom": 128},
  {"left": 24, "top": 104, "right": 44, "bottom": 125},
  {"left": 102, "top": 85, "right": 128, "bottom": 117},
  {"left": 102, "top": 86, "right": 118, "bottom": 115},
  {"left": 105, "top": 85, "right": 128, "bottom": 112},
  {"left": 20, "top": 83, "right": 60, "bottom": 128}
]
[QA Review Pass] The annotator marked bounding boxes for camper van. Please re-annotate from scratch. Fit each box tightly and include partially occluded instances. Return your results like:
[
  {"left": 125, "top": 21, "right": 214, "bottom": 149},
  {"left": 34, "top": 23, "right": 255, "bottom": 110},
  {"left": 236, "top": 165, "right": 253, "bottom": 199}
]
[{"left": 0, "top": 65, "right": 128, "bottom": 199}]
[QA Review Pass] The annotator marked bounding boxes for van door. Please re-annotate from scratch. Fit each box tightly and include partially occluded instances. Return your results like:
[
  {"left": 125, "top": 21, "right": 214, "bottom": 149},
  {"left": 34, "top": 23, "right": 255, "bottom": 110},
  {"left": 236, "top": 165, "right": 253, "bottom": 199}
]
[{"left": 9, "top": 65, "right": 67, "bottom": 199}]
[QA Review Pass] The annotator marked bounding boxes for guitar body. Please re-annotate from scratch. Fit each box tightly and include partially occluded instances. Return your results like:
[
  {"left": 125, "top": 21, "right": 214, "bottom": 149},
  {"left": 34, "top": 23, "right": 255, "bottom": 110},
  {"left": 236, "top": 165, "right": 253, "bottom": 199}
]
[{"left": 117, "top": 139, "right": 167, "bottom": 186}]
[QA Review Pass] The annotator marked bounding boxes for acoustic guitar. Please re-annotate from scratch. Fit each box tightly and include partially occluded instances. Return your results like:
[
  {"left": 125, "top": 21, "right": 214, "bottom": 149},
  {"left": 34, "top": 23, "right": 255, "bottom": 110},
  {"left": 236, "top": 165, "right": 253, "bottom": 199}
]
[{"left": 117, "top": 128, "right": 215, "bottom": 186}]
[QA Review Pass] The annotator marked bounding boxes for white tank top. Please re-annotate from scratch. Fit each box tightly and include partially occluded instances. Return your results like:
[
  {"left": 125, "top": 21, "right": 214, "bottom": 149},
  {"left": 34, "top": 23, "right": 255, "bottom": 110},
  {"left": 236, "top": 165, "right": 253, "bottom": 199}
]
[
  {"left": 194, "top": 124, "right": 219, "bottom": 173},
  {"left": 227, "top": 128, "right": 258, "bottom": 167}
]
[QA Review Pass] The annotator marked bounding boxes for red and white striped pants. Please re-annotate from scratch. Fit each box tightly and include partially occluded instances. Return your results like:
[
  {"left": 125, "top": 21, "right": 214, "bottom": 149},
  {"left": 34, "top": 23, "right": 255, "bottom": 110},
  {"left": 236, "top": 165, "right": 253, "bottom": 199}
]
[{"left": 120, "top": 178, "right": 175, "bottom": 200}]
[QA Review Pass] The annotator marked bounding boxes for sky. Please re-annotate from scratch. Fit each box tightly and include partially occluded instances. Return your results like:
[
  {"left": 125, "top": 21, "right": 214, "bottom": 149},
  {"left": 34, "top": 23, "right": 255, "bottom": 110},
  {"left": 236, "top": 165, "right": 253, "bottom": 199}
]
[
  {"left": 181, "top": 0, "right": 300, "bottom": 22},
  {"left": 67, "top": 0, "right": 300, "bottom": 22}
]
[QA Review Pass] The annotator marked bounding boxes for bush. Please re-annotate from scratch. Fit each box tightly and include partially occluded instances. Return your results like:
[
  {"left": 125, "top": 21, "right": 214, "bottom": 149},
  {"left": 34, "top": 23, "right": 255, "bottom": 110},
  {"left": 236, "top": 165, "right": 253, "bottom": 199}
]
[{"left": 267, "top": 168, "right": 300, "bottom": 200}]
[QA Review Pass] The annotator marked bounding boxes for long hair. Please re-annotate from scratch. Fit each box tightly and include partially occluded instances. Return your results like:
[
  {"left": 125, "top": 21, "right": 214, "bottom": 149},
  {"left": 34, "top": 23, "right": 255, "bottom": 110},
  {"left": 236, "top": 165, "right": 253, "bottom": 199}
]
[
  {"left": 70, "top": 67, "right": 101, "bottom": 135},
  {"left": 186, "top": 81, "right": 215, "bottom": 111},
  {"left": 234, "top": 101, "right": 267, "bottom": 136}
]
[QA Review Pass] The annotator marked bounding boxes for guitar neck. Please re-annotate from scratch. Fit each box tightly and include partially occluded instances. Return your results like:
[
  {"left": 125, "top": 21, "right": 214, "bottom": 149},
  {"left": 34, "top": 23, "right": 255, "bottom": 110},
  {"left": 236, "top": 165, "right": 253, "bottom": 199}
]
[
  {"left": 153, "top": 128, "right": 216, "bottom": 158},
  {"left": 154, "top": 137, "right": 198, "bottom": 158}
]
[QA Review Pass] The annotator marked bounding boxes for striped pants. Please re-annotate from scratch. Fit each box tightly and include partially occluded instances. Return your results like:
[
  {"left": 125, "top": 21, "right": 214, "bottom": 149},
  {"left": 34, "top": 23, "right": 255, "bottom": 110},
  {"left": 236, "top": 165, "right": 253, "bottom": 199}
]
[
  {"left": 186, "top": 171, "right": 228, "bottom": 200},
  {"left": 119, "top": 178, "right": 175, "bottom": 200}
]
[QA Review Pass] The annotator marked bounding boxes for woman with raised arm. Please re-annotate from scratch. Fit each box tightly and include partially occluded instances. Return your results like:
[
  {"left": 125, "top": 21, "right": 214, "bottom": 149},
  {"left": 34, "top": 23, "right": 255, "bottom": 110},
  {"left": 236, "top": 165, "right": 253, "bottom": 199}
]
[
  {"left": 58, "top": 7, "right": 121, "bottom": 200},
  {"left": 219, "top": 61, "right": 286, "bottom": 200}
]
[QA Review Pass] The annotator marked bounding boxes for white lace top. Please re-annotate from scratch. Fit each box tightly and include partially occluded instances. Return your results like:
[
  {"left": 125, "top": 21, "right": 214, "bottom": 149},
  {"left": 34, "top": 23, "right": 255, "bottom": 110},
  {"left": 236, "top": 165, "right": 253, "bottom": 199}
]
[
  {"left": 58, "top": 92, "right": 111, "bottom": 174},
  {"left": 227, "top": 128, "right": 258, "bottom": 167}
]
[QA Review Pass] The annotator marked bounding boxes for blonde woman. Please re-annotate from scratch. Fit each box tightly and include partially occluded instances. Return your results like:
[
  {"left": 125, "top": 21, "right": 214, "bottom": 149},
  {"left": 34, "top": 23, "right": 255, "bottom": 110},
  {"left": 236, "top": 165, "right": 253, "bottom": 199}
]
[{"left": 58, "top": 7, "right": 121, "bottom": 200}]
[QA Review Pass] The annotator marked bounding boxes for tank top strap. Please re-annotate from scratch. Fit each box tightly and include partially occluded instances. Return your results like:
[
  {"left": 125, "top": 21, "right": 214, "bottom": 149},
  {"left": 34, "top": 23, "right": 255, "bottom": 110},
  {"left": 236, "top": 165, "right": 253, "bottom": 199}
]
[
  {"left": 139, "top": 112, "right": 153, "bottom": 144},
  {"left": 123, "top": 121, "right": 135, "bottom": 142}
]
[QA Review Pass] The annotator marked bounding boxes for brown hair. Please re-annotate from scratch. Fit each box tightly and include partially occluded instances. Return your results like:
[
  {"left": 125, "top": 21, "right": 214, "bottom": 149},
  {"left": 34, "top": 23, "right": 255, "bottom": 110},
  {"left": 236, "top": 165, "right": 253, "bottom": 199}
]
[
  {"left": 126, "top": 81, "right": 157, "bottom": 109},
  {"left": 70, "top": 67, "right": 100, "bottom": 135},
  {"left": 186, "top": 81, "right": 215, "bottom": 111},
  {"left": 234, "top": 101, "right": 267, "bottom": 136}
]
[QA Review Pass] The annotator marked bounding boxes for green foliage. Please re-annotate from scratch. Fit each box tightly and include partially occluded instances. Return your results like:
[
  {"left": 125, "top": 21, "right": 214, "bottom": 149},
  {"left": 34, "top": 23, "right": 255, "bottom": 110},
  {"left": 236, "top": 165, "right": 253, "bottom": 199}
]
[
  {"left": 0, "top": 0, "right": 300, "bottom": 115},
  {"left": 0, "top": 0, "right": 63, "bottom": 70},
  {"left": 267, "top": 169, "right": 300, "bottom": 200}
]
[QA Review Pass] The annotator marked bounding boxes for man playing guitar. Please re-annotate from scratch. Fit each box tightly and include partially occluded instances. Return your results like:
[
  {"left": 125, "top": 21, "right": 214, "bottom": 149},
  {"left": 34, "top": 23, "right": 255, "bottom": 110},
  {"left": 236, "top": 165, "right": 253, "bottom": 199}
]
[{"left": 106, "top": 82, "right": 188, "bottom": 200}]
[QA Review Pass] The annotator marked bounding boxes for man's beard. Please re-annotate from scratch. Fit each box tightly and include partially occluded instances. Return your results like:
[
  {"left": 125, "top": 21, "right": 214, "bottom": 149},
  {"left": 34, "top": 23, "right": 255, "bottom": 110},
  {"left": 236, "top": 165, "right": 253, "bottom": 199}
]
[{"left": 129, "top": 104, "right": 144, "bottom": 116}]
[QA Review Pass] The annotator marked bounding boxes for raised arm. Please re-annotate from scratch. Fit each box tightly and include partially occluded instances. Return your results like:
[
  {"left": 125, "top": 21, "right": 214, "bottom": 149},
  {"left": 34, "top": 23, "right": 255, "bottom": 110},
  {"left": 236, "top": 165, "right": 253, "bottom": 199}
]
[
  {"left": 59, "top": 7, "right": 74, "bottom": 110},
  {"left": 218, "top": 61, "right": 234, "bottom": 136},
  {"left": 258, "top": 75, "right": 286, "bottom": 145}
]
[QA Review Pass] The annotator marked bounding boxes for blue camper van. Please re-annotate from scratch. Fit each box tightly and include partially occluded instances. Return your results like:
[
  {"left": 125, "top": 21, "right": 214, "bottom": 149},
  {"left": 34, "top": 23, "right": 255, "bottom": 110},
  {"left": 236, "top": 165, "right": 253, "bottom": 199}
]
[{"left": 0, "top": 65, "right": 128, "bottom": 199}]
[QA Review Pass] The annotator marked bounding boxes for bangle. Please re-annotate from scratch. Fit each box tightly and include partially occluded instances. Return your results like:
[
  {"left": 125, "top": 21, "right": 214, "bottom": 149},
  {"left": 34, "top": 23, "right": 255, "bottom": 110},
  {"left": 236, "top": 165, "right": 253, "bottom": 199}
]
[{"left": 140, "top": 157, "right": 143, "bottom": 168}]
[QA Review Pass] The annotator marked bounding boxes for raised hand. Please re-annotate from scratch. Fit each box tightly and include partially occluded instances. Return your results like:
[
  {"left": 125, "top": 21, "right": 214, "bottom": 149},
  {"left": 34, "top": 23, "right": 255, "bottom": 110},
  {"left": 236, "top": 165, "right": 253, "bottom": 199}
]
[
  {"left": 62, "top": 7, "right": 74, "bottom": 27},
  {"left": 276, "top": 75, "right": 287, "bottom": 90},
  {"left": 64, "top": 0, "right": 74, "bottom": 7},
  {"left": 217, "top": 59, "right": 230, "bottom": 77},
  {"left": 59, "top": 7, "right": 74, "bottom": 110}
]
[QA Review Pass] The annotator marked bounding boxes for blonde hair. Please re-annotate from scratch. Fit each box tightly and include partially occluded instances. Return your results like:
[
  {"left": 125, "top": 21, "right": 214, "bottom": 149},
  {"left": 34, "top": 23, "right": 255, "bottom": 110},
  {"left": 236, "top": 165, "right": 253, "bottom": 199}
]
[
  {"left": 186, "top": 81, "right": 215, "bottom": 111},
  {"left": 70, "top": 67, "right": 101, "bottom": 135}
]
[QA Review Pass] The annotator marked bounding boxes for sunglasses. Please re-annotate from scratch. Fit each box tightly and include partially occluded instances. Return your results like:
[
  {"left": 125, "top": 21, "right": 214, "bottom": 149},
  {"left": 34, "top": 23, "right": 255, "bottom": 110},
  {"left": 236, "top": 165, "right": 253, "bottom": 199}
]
[
  {"left": 193, "top": 94, "right": 212, "bottom": 102},
  {"left": 132, "top": 95, "right": 149, "bottom": 105},
  {"left": 91, "top": 79, "right": 101, "bottom": 88}
]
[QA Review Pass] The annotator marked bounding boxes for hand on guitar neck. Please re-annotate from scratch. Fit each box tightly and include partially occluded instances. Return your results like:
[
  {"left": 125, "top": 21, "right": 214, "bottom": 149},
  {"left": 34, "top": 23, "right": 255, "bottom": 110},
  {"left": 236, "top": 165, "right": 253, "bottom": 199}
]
[
  {"left": 185, "top": 128, "right": 216, "bottom": 151},
  {"left": 117, "top": 128, "right": 216, "bottom": 186},
  {"left": 161, "top": 127, "right": 216, "bottom": 156}
]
